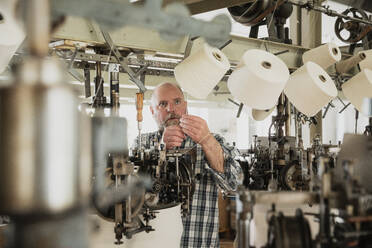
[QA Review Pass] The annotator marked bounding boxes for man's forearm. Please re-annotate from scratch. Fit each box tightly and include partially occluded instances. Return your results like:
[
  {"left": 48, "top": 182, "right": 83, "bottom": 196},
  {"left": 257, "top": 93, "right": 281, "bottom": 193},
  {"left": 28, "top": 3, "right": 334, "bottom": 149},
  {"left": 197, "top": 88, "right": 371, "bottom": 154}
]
[{"left": 201, "top": 135, "right": 224, "bottom": 173}]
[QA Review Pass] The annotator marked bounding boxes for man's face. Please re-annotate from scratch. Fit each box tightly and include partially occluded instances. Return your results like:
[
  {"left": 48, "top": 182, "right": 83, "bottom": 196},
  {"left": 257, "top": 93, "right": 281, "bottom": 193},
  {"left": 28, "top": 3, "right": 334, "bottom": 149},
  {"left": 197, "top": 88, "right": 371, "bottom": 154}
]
[{"left": 150, "top": 84, "right": 187, "bottom": 130}]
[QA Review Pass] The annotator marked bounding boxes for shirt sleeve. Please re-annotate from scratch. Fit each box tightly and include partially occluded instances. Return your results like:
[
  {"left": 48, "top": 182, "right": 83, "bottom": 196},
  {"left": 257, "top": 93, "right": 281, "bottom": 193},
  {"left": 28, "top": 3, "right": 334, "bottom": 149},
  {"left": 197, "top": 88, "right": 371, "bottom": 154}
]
[{"left": 204, "top": 134, "right": 243, "bottom": 193}]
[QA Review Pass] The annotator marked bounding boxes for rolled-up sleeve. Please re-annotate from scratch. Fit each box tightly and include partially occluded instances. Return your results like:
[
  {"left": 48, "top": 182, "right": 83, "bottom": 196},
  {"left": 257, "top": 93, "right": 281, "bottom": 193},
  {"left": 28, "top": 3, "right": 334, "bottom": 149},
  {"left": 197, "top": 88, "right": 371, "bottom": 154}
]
[{"left": 205, "top": 134, "right": 243, "bottom": 192}]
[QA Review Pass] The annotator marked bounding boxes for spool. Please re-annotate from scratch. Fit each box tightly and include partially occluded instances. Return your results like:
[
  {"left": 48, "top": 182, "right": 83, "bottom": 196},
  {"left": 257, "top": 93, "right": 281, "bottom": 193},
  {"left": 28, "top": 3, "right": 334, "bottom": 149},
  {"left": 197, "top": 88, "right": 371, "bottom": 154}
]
[
  {"left": 342, "top": 68, "right": 372, "bottom": 115},
  {"left": 358, "top": 49, "right": 372, "bottom": 71},
  {"left": 302, "top": 43, "right": 341, "bottom": 69},
  {"left": 174, "top": 43, "right": 230, "bottom": 99},
  {"left": 227, "top": 49, "right": 289, "bottom": 110},
  {"left": 284, "top": 62, "right": 337, "bottom": 117},
  {"left": 250, "top": 107, "right": 276, "bottom": 121}
]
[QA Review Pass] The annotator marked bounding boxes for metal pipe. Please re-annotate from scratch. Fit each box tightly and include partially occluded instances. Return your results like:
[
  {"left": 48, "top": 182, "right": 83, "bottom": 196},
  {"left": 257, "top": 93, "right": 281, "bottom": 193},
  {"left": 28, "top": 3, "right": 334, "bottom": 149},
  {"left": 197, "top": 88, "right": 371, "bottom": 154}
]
[
  {"left": 319, "top": 157, "right": 331, "bottom": 247},
  {"left": 95, "top": 62, "right": 104, "bottom": 98},
  {"left": 24, "top": 0, "right": 50, "bottom": 57},
  {"left": 287, "top": 0, "right": 372, "bottom": 26},
  {"left": 125, "top": 176, "right": 132, "bottom": 224},
  {"left": 285, "top": 96, "right": 291, "bottom": 136},
  {"left": 110, "top": 71, "right": 120, "bottom": 107}
]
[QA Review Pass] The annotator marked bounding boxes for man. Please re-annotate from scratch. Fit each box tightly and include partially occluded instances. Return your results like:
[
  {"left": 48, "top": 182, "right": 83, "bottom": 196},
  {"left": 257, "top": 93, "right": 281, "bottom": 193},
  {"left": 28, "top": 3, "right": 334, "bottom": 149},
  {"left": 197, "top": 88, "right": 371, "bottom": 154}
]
[{"left": 134, "top": 82, "right": 242, "bottom": 247}]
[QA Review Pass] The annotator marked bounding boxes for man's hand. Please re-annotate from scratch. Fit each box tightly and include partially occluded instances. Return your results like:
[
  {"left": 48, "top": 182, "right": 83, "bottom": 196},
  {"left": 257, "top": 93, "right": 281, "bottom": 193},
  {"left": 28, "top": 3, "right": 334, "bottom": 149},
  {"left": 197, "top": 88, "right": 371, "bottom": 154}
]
[
  {"left": 180, "top": 115, "right": 212, "bottom": 145},
  {"left": 163, "top": 125, "right": 186, "bottom": 149},
  {"left": 180, "top": 114, "right": 224, "bottom": 173}
]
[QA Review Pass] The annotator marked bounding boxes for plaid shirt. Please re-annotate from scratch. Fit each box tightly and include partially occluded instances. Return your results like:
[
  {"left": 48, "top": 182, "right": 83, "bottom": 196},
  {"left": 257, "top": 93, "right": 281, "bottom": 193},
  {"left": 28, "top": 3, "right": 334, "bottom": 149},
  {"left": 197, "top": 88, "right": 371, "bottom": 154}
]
[{"left": 133, "top": 131, "right": 242, "bottom": 248}]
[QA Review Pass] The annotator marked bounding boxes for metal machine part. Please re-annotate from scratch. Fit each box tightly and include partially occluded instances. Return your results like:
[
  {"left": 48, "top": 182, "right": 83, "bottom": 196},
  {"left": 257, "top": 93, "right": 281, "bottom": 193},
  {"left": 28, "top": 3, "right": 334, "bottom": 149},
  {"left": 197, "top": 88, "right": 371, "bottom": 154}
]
[
  {"left": 129, "top": 146, "right": 196, "bottom": 214},
  {"left": 364, "top": 117, "right": 372, "bottom": 136},
  {"left": 267, "top": 209, "right": 312, "bottom": 248},
  {"left": 239, "top": 95, "right": 309, "bottom": 191},
  {"left": 91, "top": 116, "right": 195, "bottom": 244},
  {"left": 332, "top": 0, "right": 372, "bottom": 13},
  {"left": 109, "top": 64, "right": 120, "bottom": 110},
  {"left": 238, "top": 95, "right": 339, "bottom": 192},
  {"left": 335, "top": 134, "right": 372, "bottom": 194},
  {"left": 227, "top": 0, "right": 274, "bottom": 26},
  {"left": 100, "top": 27, "right": 146, "bottom": 92},
  {"left": 236, "top": 188, "right": 318, "bottom": 248},
  {"left": 93, "top": 61, "right": 107, "bottom": 107},
  {"left": 238, "top": 136, "right": 305, "bottom": 191},
  {"left": 334, "top": 8, "right": 371, "bottom": 44},
  {"left": 91, "top": 115, "right": 129, "bottom": 197},
  {"left": 96, "top": 146, "right": 195, "bottom": 244},
  {"left": 227, "top": 0, "right": 292, "bottom": 43}
]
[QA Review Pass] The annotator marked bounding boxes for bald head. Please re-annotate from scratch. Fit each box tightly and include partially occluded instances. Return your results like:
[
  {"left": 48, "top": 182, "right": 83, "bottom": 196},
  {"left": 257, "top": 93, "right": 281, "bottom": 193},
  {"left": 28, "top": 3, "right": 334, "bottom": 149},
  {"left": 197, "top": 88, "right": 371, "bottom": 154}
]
[
  {"left": 150, "top": 82, "right": 187, "bottom": 129},
  {"left": 151, "top": 82, "right": 184, "bottom": 107}
]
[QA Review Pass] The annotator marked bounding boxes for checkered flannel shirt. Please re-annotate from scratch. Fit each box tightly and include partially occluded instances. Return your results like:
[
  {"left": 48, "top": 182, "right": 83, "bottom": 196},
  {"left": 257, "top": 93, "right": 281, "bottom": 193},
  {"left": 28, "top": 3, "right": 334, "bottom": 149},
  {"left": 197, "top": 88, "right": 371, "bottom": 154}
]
[{"left": 132, "top": 131, "right": 242, "bottom": 248}]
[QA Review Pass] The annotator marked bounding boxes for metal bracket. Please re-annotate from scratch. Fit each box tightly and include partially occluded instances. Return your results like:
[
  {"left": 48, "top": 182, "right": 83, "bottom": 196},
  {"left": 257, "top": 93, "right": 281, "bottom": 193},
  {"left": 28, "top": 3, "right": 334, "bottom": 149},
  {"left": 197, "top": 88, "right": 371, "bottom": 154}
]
[
  {"left": 337, "top": 96, "right": 352, "bottom": 114},
  {"left": 100, "top": 27, "right": 147, "bottom": 92},
  {"left": 322, "top": 101, "right": 335, "bottom": 119}
]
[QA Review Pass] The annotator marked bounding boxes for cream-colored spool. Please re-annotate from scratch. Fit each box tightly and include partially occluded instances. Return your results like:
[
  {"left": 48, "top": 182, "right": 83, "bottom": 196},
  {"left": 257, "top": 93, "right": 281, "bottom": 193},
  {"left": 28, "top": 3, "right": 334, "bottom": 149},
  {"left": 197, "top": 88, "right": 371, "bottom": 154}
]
[
  {"left": 302, "top": 43, "right": 341, "bottom": 69},
  {"left": 0, "top": 0, "right": 25, "bottom": 73},
  {"left": 174, "top": 43, "right": 230, "bottom": 99},
  {"left": 249, "top": 106, "right": 276, "bottom": 121},
  {"left": 227, "top": 49, "right": 289, "bottom": 110},
  {"left": 358, "top": 50, "right": 372, "bottom": 71},
  {"left": 284, "top": 62, "right": 337, "bottom": 117},
  {"left": 342, "top": 69, "right": 372, "bottom": 114}
]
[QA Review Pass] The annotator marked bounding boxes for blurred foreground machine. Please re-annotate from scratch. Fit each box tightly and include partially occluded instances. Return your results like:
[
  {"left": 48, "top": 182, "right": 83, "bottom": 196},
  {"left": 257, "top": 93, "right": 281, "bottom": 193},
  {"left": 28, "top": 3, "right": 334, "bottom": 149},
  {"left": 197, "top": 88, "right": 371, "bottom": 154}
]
[
  {"left": 237, "top": 133, "right": 372, "bottom": 248},
  {"left": 0, "top": 0, "right": 91, "bottom": 247}
]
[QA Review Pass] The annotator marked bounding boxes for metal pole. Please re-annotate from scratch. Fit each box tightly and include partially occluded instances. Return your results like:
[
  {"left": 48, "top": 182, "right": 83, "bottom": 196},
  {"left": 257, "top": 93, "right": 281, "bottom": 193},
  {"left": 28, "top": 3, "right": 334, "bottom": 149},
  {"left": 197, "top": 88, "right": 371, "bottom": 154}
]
[{"left": 24, "top": 0, "right": 50, "bottom": 57}]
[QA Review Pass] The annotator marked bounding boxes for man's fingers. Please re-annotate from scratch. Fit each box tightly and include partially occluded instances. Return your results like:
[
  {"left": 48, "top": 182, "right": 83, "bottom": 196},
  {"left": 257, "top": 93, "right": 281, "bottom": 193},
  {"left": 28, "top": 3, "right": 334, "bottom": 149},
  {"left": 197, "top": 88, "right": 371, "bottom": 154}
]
[
  {"left": 167, "top": 141, "right": 182, "bottom": 149},
  {"left": 180, "top": 122, "right": 198, "bottom": 135},
  {"left": 181, "top": 126, "right": 197, "bottom": 139},
  {"left": 180, "top": 115, "right": 203, "bottom": 126},
  {"left": 166, "top": 125, "right": 183, "bottom": 131},
  {"left": 165, "top": 136, "right": 184, "bottom": 144},
  {"left": 164, "top": 126, "right": 185, "bottom": 139}
]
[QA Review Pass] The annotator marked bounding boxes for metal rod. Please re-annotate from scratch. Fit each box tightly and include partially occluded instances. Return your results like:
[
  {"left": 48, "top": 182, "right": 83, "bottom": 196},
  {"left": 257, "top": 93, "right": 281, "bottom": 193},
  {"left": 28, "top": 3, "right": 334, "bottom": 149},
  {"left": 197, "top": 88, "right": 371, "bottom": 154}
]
[
  {"left": 219, "top": 39, "right": 232, "bottom": 50},
  {"left": 274, "top": 49, "right": 290, "bottom": 56},
  {"left": 287, "top": 0, "right": 372, "bottom": 26},
  {"left": 237, "top": 103, "right": 244, "bottom": 118},
  {"left": 176, "top": 156, "right": 180, "bottom": 196},
  {"left": 355, "top": 109, "right": 359, "bottom": 134},
  {"left": 285, "top": 96, "right": 291, "bottom": 136},
  {"left": 228, "top": 98, "right": 240, "bottom": 106},
  {"left": 339, "top": 102, "right": 351, "bottom": 114},
  {"left": 24, "top": 0, "right": 50, "bottom": 57}
]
